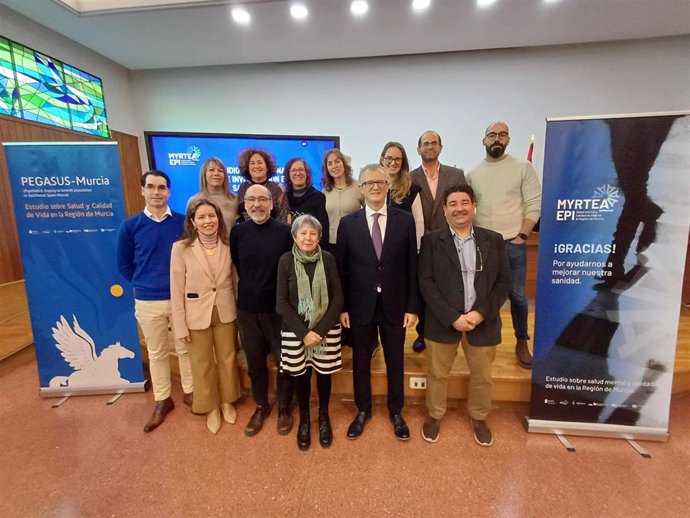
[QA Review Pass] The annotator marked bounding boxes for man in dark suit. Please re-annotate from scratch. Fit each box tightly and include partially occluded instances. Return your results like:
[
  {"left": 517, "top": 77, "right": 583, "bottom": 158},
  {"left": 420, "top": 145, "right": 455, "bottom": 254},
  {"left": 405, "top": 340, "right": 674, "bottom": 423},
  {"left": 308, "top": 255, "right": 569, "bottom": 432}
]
[
  {"left": 337, "top": 164, "right": 419, "bottom": 441},
  {"left": 418, "top": 184, "right": 511, "bottom": 446},
  {"left": 410, "top": 130, "right": 467, "bottom": 353}
]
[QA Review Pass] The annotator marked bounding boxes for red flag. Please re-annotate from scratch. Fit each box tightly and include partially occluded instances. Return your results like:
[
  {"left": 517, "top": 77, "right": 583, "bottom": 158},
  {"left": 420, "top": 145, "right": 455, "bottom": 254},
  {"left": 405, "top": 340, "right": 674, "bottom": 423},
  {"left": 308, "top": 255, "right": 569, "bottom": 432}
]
[{"left": 527, "top": 133, "right": 535, "bottom": 162}]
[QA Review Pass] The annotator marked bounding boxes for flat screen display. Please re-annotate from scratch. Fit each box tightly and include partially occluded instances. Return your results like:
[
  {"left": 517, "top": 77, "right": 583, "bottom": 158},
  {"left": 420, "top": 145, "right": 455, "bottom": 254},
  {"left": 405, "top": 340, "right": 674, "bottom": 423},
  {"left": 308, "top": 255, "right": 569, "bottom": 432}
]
[{"left": 145, "top": 131, "right": 340, "bottom": 214}]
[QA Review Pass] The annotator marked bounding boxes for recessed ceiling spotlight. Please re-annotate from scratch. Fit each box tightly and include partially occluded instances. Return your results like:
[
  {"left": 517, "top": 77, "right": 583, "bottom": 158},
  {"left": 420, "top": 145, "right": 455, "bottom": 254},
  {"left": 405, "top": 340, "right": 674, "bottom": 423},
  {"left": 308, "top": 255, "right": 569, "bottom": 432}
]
[
  {"left": 231, "top": 7, "right": 251, "bottom": 25},
  {"left": 477, "top": 0, "right": 497, "bottom": 8},
  {"left": 351, "top": 1, "right": 369, "bottom": 16},
  {"left": 412, "top": 0, "right": 431, "bottom": 11},
  {"left": 290, "top": 3, "right": 308, "bottom": 20},
  {"left": 543, "top": 0, "right": 562, "bottom": 3}
]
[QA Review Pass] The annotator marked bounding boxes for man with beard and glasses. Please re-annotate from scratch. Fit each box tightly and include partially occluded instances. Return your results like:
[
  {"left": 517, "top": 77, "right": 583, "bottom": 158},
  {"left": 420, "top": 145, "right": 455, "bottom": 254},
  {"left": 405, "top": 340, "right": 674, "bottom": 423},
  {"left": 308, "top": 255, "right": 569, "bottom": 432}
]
[
  {"left": 419, "top": 184, "right": 510, "bottom": 446},
  {"left": 467, "top": 121, "right": 541, "bottom": 369},
  {"left": 410, "top": 130, "right": 467, "bottom": 353},
  {"left": 230, "top": 184, "right": 295, "bottom": 437}
]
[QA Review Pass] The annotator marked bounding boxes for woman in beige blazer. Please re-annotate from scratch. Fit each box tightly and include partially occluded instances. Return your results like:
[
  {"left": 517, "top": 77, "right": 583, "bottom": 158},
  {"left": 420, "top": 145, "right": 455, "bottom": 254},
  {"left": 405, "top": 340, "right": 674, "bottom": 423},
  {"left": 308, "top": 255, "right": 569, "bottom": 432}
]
[{"left": 171, "top": 198, "right": 241, "bottom": 434}]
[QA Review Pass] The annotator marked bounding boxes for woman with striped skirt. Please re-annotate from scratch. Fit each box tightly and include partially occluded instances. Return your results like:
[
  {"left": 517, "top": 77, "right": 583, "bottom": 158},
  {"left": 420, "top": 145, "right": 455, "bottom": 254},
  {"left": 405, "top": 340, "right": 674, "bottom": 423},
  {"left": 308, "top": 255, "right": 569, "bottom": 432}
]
[{"left": 276, "top": 214, "right": 344, "bottom": 451}]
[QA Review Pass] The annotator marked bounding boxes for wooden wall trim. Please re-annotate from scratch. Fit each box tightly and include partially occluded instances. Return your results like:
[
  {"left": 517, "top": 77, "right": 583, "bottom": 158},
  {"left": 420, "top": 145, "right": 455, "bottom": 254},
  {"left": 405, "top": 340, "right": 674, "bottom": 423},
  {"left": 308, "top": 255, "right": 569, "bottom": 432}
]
[{"left": 0, "top": 115, "right": 142, "bottom": 284}]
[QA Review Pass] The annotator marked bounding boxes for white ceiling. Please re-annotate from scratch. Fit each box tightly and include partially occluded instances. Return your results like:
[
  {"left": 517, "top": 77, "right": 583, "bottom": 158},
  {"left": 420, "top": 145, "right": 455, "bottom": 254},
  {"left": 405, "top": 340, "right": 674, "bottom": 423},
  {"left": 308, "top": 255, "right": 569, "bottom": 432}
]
[{"left": 1, "top": 0, "right": 689, "bottom": 70}]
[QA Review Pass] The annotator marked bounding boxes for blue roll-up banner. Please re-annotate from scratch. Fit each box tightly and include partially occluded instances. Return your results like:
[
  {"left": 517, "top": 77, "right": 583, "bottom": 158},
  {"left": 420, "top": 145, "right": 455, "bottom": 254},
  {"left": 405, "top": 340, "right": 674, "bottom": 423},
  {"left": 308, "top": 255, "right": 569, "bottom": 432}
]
[
  {"left": 527, "top": 112, "right": 690, "bottom": 441},
  {"left": 4, "top": 142, "right": 146, "bottom": 397}
]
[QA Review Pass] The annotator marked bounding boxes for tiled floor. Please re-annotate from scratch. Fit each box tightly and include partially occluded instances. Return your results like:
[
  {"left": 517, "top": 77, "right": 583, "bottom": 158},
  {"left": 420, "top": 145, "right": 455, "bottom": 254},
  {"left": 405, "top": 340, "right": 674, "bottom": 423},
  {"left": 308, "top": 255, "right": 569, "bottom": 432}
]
[{"left": 1, "top": 352, "right": 689, "bottom": 518}]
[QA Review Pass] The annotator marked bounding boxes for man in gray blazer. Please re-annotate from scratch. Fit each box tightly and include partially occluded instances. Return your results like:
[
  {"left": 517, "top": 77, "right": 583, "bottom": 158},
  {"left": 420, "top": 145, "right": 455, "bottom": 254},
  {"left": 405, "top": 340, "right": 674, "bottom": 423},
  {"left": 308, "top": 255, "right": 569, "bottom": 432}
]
[
  {"left": 418, "top": 183, "right": 511, "bottom": 446},
  {"left": 410, "top": 130, "right": 467, "bottom": 352}
]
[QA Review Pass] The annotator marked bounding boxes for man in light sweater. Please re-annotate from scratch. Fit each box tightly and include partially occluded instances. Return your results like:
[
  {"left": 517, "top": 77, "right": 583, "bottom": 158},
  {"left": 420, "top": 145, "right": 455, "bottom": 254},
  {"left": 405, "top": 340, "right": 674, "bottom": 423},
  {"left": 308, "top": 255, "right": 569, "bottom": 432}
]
[
  {"left": 467, "top": 122, "right": 542, "bottom": 369},
  {"left": 117, "top": 170, "right": 194, "bottom": 432}
]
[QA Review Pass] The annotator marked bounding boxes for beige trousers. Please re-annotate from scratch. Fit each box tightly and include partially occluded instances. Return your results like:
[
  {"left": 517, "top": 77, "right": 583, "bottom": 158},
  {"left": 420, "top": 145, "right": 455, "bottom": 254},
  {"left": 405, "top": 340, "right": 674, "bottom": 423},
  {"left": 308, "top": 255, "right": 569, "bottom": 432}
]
[
  {"left": 135, "top": 299, "right": 193, "bottom": 401},
  {"left": 425, "top": 334, "right": 496, "bottom": 421},
  {"left": 187, "top": 307, "right": 241, "bottom": 414}
]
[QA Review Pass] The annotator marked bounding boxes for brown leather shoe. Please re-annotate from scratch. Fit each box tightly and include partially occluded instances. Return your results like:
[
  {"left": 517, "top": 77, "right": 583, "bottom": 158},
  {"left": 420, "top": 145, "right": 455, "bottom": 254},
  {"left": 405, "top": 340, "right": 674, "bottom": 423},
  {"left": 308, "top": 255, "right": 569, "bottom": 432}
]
[
  {"left": 183, "top": 392, "right": 193, "bottom": 407},
  {"left": 515, "top": 339, "right": 533, "bottom": 369},
  {"left": 277, "top": 405, "right": 294, "bottom": 435},
  {"left": 245, "top": 404, "right": 271, "bottom": 437},
  {"left": 143, "top": 397, "right": 175, "bottom": 433}
]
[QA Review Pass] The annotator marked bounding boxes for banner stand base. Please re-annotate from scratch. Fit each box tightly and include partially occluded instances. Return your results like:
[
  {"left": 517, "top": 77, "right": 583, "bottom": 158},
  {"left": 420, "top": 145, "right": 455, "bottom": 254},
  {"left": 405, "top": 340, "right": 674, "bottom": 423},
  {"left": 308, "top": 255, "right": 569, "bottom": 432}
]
[
  {"left": 627, "top": 439, "right": 652, "bottom": 458},
  {"left": 106, "top": 393, "right": 125, "bottom": 405},
  {"left": 556, "top": 434, "right": 576, "bottom": 452},
  {"left": 523, "top": 417, "right": 669, "bottom": 442},
  {"left": 40, "top": 381, "right": 148, "bottom": 399},
  {"left": 51, "top": 396, "right": 70, "bottom": 408}
]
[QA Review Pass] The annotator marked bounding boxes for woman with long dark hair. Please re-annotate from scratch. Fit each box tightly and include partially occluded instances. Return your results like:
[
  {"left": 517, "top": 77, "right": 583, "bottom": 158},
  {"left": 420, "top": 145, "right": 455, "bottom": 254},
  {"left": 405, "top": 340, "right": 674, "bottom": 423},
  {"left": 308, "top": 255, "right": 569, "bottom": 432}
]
[
  {"left": 171, "top": 198, "right": 241, "bottom": 434},
  {"left": 321, "top": 148, "right": 363, "bottom": 249}
]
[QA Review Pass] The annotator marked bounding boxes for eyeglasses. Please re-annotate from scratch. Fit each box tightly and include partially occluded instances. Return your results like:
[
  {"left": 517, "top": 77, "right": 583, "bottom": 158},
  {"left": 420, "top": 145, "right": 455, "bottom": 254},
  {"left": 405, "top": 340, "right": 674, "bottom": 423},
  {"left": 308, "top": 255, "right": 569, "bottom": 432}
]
[
  {"left": 456, "top": 243, "right": 484, "bottom": 273},
  {"left": 244, "top": 196, "right": 271, "bottom": 204},
  {"left": 289, "top": 168, "right": 306, "bottom": 174},
  {"left": 361, "top": 180, "right": 389, "bottom": 189},
  {"left": 383, "top": 156, "right": 402, "bottom": 164},
  {"left": 485, "top": 131, "right": 509, "bottom": 140}
]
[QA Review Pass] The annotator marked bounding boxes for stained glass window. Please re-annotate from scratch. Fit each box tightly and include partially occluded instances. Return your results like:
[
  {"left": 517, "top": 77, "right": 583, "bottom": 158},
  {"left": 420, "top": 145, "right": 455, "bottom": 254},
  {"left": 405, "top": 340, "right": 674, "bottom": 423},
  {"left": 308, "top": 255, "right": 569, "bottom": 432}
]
[
  {"left": 0, "top": 36, "right": 21, "bottom": 117},
  {"left": 0, "top": 35, "right": 110, "bottom": 137}
]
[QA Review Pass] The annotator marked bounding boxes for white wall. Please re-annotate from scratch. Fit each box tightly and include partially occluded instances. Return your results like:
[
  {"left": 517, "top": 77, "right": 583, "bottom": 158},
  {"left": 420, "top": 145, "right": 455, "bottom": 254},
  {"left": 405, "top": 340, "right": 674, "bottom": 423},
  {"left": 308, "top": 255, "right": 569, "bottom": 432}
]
[
  {"left": 132, "top": 35, "right": 690, "bottom": 177},
  {"left": 0, "top": 5, "right": 139, "bottom": 136},
  {"left": 2, "top": 4, "right": 688, "bottom": 178}
]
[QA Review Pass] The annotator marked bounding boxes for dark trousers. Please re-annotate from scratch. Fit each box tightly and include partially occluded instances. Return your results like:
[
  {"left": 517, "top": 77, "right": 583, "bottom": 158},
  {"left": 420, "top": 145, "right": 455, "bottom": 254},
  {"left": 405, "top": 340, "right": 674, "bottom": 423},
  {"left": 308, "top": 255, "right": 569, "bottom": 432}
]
[
  {"left": 350, "top": 295, "right": 405, "bottom": 417},
  {"left": 295, "top": 367, "right": 332, "bottom": 413},
  {"left": 237, "top": 309, "right": 294, "bottom": 408}
]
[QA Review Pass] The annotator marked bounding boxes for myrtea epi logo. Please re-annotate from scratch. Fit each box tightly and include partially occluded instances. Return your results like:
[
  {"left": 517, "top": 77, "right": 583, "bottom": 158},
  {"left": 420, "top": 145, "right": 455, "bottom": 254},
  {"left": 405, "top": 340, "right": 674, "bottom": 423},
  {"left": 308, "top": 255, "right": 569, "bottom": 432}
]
[{"left": 556, "top": 184, "right": 620, "bottom": 222}]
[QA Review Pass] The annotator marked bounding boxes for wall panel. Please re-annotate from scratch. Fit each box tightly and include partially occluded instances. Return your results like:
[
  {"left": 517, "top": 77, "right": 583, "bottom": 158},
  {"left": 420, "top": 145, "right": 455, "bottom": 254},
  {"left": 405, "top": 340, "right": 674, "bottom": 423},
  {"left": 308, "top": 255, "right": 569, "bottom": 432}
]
[{"left": 0, "top": 115, "right": 142, "bottom": 283}]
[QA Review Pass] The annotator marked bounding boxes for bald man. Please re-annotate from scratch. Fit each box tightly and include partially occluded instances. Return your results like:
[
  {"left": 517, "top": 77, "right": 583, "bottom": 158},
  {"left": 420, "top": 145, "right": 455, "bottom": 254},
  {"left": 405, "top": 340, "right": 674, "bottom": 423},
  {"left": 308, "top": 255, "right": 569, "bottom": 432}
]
[
  {"left": 230, "top": 184, "right": 295, "bottom": 436},
  {"left": 467, "top": 121, "right": 542, "bottom": 369}
]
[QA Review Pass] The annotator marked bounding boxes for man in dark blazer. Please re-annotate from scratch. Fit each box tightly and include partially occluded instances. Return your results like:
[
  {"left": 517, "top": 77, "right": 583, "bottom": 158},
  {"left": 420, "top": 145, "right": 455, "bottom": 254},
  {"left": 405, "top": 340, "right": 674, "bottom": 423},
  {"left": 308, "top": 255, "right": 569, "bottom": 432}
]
[
  {"left": 418, "top": 183, "right": 511, "bottom": 447},
  {"left": 410, "top": 130, "right": 467, "bottom": 353},
  {"left": 337, "top": 164, "right": 419, "bottom": 441}
]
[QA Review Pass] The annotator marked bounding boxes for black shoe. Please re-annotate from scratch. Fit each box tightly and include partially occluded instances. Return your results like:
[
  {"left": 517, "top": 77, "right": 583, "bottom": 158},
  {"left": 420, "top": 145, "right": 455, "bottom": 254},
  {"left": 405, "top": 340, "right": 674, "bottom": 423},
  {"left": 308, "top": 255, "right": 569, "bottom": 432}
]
[
  {"left": 391, "top": 413, "right": 410, "bottom": 441},
  {"left": 277, "top": 405, "right": 294, "bottom": 435},
  {"left": 412, "top": 337, "right": 426, "bottom": 353},
  {"left": 471, "top": 418, "right": 493, "bottom": 447},
  {"left": 245, "top": 404, "right": 271, "bottom": 437},
  {"left": 318, "top": 408, "right": 333, "bottom": 448},
  {"left": 346, "top": 411, "right": 372, "bottom": 440},
  {"left": 297, "top": 412, "right": 311, "bottom": 451}
]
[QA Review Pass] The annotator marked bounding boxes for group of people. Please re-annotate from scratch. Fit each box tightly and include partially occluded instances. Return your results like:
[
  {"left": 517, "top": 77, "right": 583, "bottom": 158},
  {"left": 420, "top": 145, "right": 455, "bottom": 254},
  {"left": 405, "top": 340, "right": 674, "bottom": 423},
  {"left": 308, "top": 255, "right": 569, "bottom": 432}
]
[{"left": 116, "top": 122, "right": 542, "bottom": 449}]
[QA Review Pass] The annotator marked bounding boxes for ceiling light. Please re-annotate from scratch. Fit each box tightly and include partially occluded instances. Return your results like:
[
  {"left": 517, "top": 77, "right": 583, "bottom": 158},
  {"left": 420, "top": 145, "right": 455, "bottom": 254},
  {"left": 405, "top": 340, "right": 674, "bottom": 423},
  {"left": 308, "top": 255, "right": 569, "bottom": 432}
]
[
  {"left": 543, "top": 0, "right": 562, "bottom": 3},
  {"left": 290, "top": 3, "right": 308, "bottom": 20},
  {"left": 231, "top": 7, "right": 251, "bottom": 25},
  {"left": 412, "top": 0, "right": 431, "bottom": 11},
  {"left": 350, "top": 1, "right": 369, "bottom": 16},
  {"left": 477, "top": 0, "right": 497, "bottom": 8}
]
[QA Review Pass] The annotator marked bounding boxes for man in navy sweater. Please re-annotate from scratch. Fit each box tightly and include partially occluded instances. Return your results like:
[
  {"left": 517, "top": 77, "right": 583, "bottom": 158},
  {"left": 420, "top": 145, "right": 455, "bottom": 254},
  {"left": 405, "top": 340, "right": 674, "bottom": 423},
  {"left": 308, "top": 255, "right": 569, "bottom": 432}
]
[
  {"left": 117, "top": 170, "right": 193, "bottom": 432},
  {"left": 231, "top": 183, "right": 294, "bottom": 437}
]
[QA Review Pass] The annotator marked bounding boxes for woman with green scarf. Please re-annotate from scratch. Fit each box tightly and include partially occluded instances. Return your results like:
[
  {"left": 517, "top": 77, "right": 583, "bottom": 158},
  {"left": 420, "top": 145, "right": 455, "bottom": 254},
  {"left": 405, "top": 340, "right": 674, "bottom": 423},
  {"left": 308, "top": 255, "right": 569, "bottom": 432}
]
[{"left": 276, "top": 214, "right": 344, "bottom": 451}]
